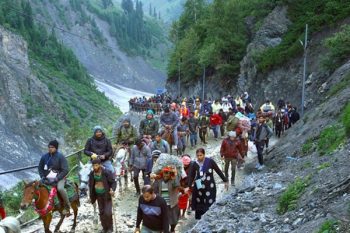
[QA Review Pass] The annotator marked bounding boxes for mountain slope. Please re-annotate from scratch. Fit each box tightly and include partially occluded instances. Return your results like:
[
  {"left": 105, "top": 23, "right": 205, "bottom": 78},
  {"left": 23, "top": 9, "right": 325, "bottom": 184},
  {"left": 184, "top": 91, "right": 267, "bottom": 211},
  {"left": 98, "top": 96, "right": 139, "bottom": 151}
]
[
  {"left": 0, "top": 0, "right": 121, "bottom": 187},
  {"left": 30, "top": 0, "right": 169, "bottom": 92}
]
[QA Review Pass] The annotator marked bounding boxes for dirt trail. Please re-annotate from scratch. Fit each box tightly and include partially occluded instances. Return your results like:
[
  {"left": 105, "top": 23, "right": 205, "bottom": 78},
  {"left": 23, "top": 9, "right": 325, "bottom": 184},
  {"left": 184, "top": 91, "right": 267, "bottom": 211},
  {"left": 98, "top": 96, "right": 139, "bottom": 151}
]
[{"left": 22, "top": 137, "right": 277, "bottom": 233}]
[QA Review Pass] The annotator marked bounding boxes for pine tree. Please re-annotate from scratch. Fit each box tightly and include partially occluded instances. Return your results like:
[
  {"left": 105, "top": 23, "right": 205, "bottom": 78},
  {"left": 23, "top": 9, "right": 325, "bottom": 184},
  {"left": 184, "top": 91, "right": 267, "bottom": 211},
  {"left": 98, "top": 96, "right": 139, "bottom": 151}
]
[{"left": 153, "top": 7, "right": 157, "bottom": 18}]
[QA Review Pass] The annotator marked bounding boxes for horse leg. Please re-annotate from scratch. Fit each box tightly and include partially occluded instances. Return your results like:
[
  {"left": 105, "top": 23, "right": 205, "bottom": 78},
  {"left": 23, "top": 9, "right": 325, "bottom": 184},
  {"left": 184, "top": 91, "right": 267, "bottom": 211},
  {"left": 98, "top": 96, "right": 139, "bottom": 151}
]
[
  {"left": 43, "top": 212, "right": 53, "bottom": 233},
  {"left": 54, "top": 213, "right": 65, "bottom": 233},
  {"left": 71, "top": 201, "right": 78, "bottom": 231}
]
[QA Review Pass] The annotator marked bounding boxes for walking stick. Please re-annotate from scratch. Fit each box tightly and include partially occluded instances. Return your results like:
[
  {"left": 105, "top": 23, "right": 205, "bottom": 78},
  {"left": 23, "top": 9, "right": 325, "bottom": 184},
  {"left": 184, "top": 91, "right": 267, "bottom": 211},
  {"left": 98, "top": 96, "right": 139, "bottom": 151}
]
[{"left": 110, "top": 189, "right": 118, "bottom": 233}]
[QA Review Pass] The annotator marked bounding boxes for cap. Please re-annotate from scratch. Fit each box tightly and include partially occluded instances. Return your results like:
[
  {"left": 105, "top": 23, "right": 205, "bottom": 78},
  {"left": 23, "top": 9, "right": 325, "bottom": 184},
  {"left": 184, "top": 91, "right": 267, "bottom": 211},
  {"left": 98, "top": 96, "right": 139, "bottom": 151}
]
[{"left": 228, "top": 131, "right": 236, "bottom": 137}]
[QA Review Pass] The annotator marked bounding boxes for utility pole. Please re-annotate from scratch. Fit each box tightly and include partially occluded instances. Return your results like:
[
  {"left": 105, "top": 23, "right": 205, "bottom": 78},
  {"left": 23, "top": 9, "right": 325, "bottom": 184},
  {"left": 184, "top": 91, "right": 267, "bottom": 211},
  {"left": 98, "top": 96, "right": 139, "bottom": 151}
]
[
  {"left": 301, "top": 24, "right": 308, "bottom": 117},
  {"left": 202, "top": 65, "right": 205, "bottom": 101},
  {"left": 178, "top": 57, "right": 181, "bottom": 98}
]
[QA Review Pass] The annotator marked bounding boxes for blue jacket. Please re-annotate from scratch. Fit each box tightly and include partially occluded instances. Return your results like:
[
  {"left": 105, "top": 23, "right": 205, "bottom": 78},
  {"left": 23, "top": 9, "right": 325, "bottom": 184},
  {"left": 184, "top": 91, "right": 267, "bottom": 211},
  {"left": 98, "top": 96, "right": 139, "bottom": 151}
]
[{"left": 38, "top": 151, "right": 68, "bottom": 181}]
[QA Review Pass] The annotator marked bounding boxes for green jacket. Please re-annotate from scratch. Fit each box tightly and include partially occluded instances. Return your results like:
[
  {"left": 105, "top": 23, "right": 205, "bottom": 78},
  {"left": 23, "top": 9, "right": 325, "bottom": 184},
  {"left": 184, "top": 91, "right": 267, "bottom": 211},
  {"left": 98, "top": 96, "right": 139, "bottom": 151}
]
[
  {"left": 139, "top": 118, "right": 159, "bottom": 137},
  {"left": 115, "top": 125, "right": 137, "bottom": 144}
]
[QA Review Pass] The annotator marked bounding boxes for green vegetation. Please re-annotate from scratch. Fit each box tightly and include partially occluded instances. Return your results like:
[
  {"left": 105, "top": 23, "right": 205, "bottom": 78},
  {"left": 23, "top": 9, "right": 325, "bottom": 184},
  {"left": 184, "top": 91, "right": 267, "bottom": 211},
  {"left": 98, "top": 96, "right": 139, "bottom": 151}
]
[
  {"left": 301, "top": 138, "right": 314, "bottom": 155},
  {"left": 317, "top": 220, "right": 339, "bottom": 233},
  {"left": 343, "top": 102, "right": 350, "bottom": 137},
  {"left": 84, "top": 0, "right": 169, "bottom": 71},
  {"left": 0, "top": 0, "right": 121, "bottom": 149},
  {"left": 323, "top": 25, "right": 350, "bottom": 71},
  {"left": 167, "top": 0, "right": 279, "bottom": 83},
  {"left": 317, "top": 125, "right": 345, "bottom": 156},
  {"left": 0, "top": 183, "right": 37, "bottom": 222},
  {"left": 277, "top": 176, "right": 311, "bottom": 214},
  {"left": 257, "top": 0, "right": 350, "bottom": 73},
  {"left": 327, "top": 73, "right": 350, "bottom": 97},
  {"left": 317, "top": 162, "right": 331, "bottom": 171}
]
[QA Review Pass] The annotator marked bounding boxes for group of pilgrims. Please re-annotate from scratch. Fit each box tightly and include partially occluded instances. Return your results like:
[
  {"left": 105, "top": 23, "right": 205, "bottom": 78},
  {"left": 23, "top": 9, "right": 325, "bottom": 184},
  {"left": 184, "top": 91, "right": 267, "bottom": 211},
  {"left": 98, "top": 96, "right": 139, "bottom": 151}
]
[{"left": 0, "top": 92, "right": 301, "bottom": 233}]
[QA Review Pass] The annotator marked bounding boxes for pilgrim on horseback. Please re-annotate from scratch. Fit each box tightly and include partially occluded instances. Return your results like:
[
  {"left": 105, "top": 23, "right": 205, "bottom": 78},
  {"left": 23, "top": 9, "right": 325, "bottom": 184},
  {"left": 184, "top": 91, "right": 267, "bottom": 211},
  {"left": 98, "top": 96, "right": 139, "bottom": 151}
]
[
  {"left": 160, "top": 107, "right": 179, "bottom": 151},
  {"left": 84, "top": 126, "right": 114, "bottom": 174},
  {"left": 88, "top": 159, "right": 116, "bottom": 233},
  {"left": 38, "top": 140, "right": 71, "bottom": 216}
]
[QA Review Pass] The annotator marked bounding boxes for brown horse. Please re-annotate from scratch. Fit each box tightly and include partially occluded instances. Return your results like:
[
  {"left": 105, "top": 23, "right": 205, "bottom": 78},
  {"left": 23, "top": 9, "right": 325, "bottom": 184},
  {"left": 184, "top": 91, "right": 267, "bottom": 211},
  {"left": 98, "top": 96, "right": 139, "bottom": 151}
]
[
  {"left": 162, "top": 127, "right": 175, "bottom": 154},
  {"left": 20, "top": 181, "right": 79, "bottom": 233}
]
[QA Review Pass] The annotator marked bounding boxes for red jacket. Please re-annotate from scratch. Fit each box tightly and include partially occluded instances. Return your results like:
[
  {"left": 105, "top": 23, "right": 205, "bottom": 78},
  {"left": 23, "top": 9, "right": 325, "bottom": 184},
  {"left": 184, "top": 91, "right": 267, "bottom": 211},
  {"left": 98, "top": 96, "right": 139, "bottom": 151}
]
[
  {"left": 210, "top": 114, "right": 222, "bottom": 126},
  {"left": 220, "top": 138, "right": 242, "bottom": 159}
]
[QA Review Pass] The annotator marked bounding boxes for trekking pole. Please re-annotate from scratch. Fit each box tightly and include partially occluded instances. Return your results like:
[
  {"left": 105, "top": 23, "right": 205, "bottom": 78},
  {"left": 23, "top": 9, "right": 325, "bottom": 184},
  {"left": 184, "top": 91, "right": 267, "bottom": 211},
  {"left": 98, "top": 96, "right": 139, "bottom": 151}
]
[{"left": 110, "top": 189, "right": 118, "bottom": 233}]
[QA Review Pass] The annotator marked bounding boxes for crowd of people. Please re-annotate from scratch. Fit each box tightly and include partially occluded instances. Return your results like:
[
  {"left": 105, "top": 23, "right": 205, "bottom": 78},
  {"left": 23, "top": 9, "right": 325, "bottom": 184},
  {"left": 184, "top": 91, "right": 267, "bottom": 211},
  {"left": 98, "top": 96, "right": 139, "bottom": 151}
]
[{"left": 0, "top": 92, "right": 301, "bottom": 233}]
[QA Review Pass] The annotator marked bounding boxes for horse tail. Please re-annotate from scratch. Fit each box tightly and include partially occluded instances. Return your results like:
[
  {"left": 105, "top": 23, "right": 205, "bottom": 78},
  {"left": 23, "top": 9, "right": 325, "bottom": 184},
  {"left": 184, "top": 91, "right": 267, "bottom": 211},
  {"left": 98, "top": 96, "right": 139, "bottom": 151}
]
[{"left": 74, "top": 183, "right": 81, "bottom": 207}]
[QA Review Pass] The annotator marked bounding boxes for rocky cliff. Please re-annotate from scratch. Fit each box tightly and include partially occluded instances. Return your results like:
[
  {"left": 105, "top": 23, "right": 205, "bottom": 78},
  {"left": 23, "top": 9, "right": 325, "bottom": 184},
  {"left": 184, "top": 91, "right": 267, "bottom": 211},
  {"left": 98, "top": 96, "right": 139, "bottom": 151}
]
[{"left": 0, "top": 26, "right": 61, "bottom": 186}]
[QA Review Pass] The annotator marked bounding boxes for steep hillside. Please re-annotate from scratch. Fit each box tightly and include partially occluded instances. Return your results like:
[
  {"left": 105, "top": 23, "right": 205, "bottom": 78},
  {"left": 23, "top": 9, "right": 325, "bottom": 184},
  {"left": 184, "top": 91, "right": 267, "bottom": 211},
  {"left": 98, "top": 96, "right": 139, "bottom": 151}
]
[
  {"left": 0, "top": 0, "right": 121, "bottom": 187},
  {"left": 115, "top": 0, "right": 186, "bottom": 24},
  {"left": 166, "top": 0, "right": 350, "bottom": 108},
  {"left": 190, "top": 61, "right": 350, "bottom": 232},
  {"left": 30, "top": 0, "right": 169, "bottom": 92}
]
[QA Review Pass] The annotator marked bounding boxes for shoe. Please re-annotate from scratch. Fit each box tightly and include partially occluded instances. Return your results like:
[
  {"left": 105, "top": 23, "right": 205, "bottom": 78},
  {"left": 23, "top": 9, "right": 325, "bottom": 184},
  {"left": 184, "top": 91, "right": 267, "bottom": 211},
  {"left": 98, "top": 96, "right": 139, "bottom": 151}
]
[
  {"left": 173, "top": 145, "right": 178, "bottom": 150},
  {"left": 255, "top": 163, "right": 260, "bottom": 169},
  {"left": 257, "top": 165, "right": 265, "bottom": 170},
  {"left": 135, "top": 192, "right": 141, "bottom": 196}
]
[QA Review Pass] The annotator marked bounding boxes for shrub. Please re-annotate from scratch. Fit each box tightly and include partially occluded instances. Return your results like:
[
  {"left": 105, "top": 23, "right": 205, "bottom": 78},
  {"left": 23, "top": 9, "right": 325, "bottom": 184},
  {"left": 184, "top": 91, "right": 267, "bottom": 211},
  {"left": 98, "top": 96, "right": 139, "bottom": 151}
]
[
  {"left": 277, "top": 176, "right": 311, "bottom": 214},
  {"left": 317, "top": 162, "right": 331, "bottom": 171},
  {"left": 343, "top": 102, "right": 350, "bottom": 137},
  {"left": 323, "top": 25, "right": 350, "bottom": 71},
  {"left": 301, "top": 138, "right": 313, "bottom": 155},
  {"left": 318, "top": 125, "right": 346, "bottom": 155},
  {"left": 318, "top": 220, "right": 338, "bottom": 233}
]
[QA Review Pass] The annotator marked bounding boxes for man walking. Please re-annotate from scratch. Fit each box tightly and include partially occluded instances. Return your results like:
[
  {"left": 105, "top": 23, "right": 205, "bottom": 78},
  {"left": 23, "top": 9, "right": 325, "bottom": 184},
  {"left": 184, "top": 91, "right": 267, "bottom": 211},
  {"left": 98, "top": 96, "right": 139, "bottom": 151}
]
[
  {"left": 160, "top": 107, "right": 179, "bottom": 150},
  {"left": 130, "top": 139, "right": 152, "bottom": 195},
  {"left": 220, "top": 132, "right": 243, "bottom": 185},
  {"left": 135, "top": 185, "right": 169, "bottom": 233},
  {"left": 88, "top": 159, "right": 116, "bottom": 233},
  {"left": 255, "top": 116, "right": 273, "bottom": 170}
]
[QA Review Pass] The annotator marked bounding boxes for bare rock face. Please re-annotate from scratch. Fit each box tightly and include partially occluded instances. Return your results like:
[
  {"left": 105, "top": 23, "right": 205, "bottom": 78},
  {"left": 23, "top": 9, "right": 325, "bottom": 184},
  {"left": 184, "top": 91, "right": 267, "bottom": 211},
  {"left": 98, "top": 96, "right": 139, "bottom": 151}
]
[
  {"left": 238, "top": 6, "right": 291, "bottom": 94},
  {"left": 0, "top": 26, "right": 60, "bottom": 187}
]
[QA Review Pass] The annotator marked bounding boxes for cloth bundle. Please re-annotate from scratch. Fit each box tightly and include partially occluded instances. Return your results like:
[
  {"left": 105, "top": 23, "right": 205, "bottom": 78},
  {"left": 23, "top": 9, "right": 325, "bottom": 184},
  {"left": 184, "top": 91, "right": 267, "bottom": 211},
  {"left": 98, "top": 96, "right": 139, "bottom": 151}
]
[
  {"left": 235, "top": 112, "right": 251, "bottom": 131},
  {"left": 152, "top": 153, "right": 186, "bottom": 179}
]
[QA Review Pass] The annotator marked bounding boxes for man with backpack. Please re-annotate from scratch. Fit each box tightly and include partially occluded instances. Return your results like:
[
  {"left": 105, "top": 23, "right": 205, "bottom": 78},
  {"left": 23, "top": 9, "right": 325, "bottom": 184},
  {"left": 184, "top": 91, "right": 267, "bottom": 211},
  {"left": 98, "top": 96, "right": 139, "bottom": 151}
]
[{"left": 254, "top": 116, "right": 273, "bottom": 170}]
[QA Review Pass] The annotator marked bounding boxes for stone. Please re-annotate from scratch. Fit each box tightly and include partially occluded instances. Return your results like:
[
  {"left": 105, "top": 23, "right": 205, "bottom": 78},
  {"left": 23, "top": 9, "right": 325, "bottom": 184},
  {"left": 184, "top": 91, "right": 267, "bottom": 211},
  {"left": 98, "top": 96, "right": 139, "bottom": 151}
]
[
  {"left": 273, "top": 183, "right": 283, "bottom": 190},
  {"left": 292, "top": 218, "right": 303, "bottom": 226},
  {"left": 284, "top": 218, "right": 290, "bottom": 223},
  {"left": 253, "top": 207, "right": 259, "bottom": 212}
]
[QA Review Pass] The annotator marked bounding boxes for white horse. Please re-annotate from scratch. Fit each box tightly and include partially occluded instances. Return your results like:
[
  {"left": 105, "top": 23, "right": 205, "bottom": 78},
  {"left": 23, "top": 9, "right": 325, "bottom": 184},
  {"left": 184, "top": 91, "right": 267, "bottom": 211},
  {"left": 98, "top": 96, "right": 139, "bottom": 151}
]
[
  {"left": 113, "top": 147, "right": 129, "bottom": 186},
  {"left": 78, "top": 162, "right": 98, "bottom": 225},
  {"left": 0, "top": 217, "right": 21, "bottom": 233}
]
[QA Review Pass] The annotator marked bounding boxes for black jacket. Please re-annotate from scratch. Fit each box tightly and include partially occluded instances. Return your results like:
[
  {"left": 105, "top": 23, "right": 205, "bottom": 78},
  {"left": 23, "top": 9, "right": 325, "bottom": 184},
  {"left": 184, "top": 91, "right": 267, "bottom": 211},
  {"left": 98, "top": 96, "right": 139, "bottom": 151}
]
[
  {"left": 38, "top": 151, "right": 68, "bottom": 181},
  {"left": 88, "top": 168, "right": 116, "bottom": 204},
  {"left": 84, "top": 134, "right": 112, "bottom": 162}
]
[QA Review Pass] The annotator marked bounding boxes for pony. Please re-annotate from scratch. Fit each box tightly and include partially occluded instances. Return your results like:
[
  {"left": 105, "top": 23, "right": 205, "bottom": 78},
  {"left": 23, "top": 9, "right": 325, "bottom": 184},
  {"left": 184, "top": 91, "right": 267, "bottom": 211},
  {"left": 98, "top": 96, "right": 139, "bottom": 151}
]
[
  {"left": 0, "top": 216, "right": 21, "bottom": 233},
  {"left": 162, "top": 127, "right": 175, "bottom": 154},
  {"left": 20, "top": 180, "right": 79, "bottom": 233},
  {"left": 113, "top": 146, "right": 129, "bottom": 185}
]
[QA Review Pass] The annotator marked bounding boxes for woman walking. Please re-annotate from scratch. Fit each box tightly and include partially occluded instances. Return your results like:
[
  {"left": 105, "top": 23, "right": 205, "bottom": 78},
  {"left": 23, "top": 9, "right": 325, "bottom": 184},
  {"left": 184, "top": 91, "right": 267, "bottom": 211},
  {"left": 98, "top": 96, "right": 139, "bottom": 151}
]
[{"left": 188, "top": 148, "right": 228, "bottom": 219}]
